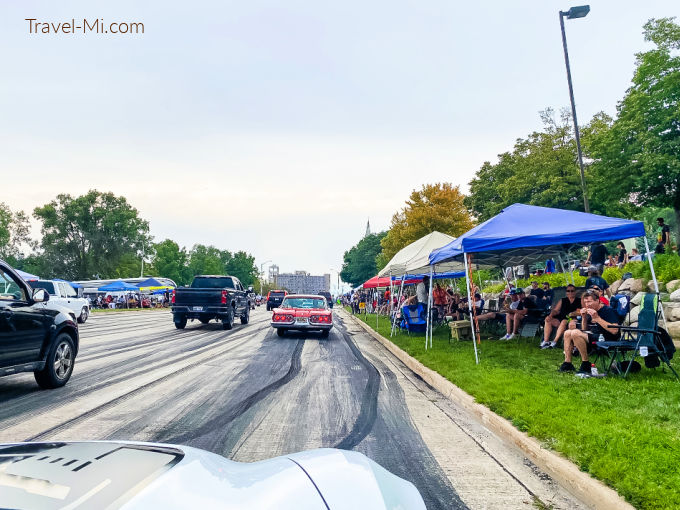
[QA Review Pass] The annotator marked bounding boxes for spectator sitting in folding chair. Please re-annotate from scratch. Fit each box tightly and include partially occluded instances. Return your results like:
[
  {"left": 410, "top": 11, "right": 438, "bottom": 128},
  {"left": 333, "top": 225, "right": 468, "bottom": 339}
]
[
  {"left": 559, "top": 289, "right": 620, "bottom": 374},
  {"left": 585, "top": 266, "right": 611, "bottom": 298},
  {"left": 540, "top": 284, "right": 581, "bottom": 349},
  {"left": 497, "top": 289, "right": 535, "bottom": 340},
  {"left": 477, "top": 292, "right": 518, "bottom": 329},
  {"left": 539, "top": 281, "right": 554, "bottom": 309}
]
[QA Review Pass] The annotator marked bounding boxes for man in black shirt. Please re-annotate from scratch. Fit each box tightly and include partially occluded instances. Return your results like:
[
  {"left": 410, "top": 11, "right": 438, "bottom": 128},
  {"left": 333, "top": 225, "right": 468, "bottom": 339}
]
[
  {"left": 656, "top": 218, "right": 671, "bottom": 254},
  {"left": 541, "top": 284, "right": 580, "bottom": 349},
  {"left": 559, "top": 290, "right": 620, "bottom": 374},
  {"left": 585, "top": 266, "right": 611, "bottom": 298},
  {"left": 587, "top": 243, "right": 608, "bottom": 274}
]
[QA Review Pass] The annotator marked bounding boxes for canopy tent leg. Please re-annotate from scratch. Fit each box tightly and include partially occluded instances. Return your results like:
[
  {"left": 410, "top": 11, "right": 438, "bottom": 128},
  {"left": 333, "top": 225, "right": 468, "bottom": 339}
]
[
  {"left": 425, "top": 266, "right": 434, "bottom": 349},
  {"left": 391, "top": 276, "right": 405, "bottom": 337},
  {"left": 464, "top": 253, "right": 480, "bottom": 364},
  {"left": 644, "top": 237, "right": 667, "bottom": 328},
  {"left": 557, "top": 255, "right": 569, "bottom": 285}
]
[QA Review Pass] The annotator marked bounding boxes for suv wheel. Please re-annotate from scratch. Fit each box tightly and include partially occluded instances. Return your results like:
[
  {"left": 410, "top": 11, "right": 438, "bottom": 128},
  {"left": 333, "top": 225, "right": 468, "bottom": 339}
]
[
  {"left": 174, "top": 315, "right": 187, "bottom": 329},
  {"left": 34, "top": 333, "right": 75, "bottom": 389},
  {"left": 77, "top": 307, "right": 89, "bottom": 324}
]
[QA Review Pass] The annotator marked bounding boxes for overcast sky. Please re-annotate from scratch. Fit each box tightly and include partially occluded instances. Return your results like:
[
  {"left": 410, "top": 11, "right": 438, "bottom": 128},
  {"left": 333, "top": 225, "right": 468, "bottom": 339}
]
[{"left": 1, "top": 1, "right": 677, "bottom": 289}]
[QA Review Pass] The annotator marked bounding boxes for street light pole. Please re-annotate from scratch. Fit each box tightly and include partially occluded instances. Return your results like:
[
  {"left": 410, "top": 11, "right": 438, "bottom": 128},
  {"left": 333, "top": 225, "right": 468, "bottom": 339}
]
[
  {"left": 259, "top": 260, "right": 271, "bottom": 292},
  {"left": 559, "top": 5, "right": 590, "bottom": 213}
]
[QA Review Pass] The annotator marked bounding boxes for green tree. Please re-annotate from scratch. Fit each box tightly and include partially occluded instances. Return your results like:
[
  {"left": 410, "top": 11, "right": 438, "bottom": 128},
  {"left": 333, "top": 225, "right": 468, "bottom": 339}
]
[
  {"left": 226, "top": 250, "right": 258, "bottom": 287},
  {"left": 0, "top": 202, "right": 33, "bottom": 263},
  {"left": 152, "top": 239, "right": 192, "bottom": 286},
  {"left": 340, "top": 232, "right": 386, "bottom": 287},
  {"left": 380, "top": 183, "right": 474, "bottom": 266},
  {"left": 33, "top": 190, "right": 150, "bottom": 280},
  {"left": 465, "top": 109, "right": 626, "bottom": 221},
  {"left": 187, "top": 244, "right": 224, "bottom": 276},
  {"left": 589, "top": 17, "right": 680, "bottom": 241}
]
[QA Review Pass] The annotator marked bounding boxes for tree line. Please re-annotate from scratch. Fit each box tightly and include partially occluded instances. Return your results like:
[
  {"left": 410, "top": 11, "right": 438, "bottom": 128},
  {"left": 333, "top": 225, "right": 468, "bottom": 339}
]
[
  {"left": 0, "top": 190, "right": 259, "bottom": 288},
  {"left": 340, "top": 17, "right": 680, "bottom": 288}
]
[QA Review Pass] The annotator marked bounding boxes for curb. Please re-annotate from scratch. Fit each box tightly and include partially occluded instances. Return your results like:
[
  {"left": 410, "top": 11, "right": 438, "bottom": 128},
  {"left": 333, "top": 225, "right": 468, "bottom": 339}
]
[{"left": 340, "top": 309, "right": 634, "bottom": 510}]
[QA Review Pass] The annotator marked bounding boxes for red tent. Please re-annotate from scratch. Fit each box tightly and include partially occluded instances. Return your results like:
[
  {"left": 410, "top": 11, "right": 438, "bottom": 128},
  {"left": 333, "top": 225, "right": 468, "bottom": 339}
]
[{"left": 363, "top": 275, "right": 421, "bottom": 288}]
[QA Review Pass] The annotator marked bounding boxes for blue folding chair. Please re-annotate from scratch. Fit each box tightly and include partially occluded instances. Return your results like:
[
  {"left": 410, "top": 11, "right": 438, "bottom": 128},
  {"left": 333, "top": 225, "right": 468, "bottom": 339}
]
[{"left": 400, "top": 303, "right": 427, "bottom": 334}]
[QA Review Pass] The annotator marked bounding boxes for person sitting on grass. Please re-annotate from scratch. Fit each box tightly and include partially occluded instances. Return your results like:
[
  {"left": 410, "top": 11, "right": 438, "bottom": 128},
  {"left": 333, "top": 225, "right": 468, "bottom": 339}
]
[
  {"left": 499, "top": 289, "right": 535, "bottom": 340},
  {"left": 559, "top": 290, "right": 621, "bottom": 373},
  {"left": 540, "top": 284, "right": 580, "bottom": 349}
]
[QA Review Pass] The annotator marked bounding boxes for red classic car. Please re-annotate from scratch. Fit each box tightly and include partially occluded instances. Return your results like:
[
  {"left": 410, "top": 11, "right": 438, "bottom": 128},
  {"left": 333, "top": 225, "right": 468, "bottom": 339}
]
[{"left": 271, "top": 294, "right": 333, "bottom": 338}]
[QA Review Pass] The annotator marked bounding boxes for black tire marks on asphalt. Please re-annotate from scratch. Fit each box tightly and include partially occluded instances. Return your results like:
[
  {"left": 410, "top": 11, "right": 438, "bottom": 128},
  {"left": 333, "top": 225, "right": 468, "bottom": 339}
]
[{"left": 153, "top": 338, "right": 305, "bottom": 446}]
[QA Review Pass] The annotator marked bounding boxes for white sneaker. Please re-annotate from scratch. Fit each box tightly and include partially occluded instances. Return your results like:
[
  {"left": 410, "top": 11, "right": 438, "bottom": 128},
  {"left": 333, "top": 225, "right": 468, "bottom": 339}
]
[
  {"left": 539, "top": 340, "right": 549, "bottom": 348},
  {"left": 549, "top": 341, "right": 557, "bottom": 349},
  {"left": 500, "top": 334, "right": 510, "bottom": 340},
  {"left": 507, "top": 333, "right": 515, "bottom": 340}
]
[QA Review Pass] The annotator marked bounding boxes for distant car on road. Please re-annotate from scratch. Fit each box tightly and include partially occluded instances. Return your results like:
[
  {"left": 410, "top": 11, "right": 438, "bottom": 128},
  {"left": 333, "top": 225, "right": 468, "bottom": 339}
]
[
  {"left": 271, "top": 294, "right": 333, "bottom": 338},
  {"left": 0, "top": 441, "right": 426, "bottom": 509},
  {"left": 0, "top": 260, "right": 79, "bottom": 388},
  {"left": 31, "top": 279, "right": 90, "bottom": 323},
  {"left": 172, "top": 275, "right": 250, "bottom": 330},
  {"left": 317, "top": 291, "right": 333, "bottom": 308},
  {"left": 247, "top": 291, "right": 256, "bottom": 310},
  {"left": 266, "top": 290, "right": 287, "bottom": 311}
]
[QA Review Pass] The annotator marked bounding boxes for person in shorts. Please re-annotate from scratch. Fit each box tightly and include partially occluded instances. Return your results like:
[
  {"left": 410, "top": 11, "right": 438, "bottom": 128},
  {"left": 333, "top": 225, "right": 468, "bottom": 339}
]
[
  {"left": 559, "top": 290, "right": 620, "bottom": 374},
  {"left": 540, "top": 284, "right": 580, "bottom": 349},
  {"left": 656, "top": 218, "right": 670, "bottom": 254}
]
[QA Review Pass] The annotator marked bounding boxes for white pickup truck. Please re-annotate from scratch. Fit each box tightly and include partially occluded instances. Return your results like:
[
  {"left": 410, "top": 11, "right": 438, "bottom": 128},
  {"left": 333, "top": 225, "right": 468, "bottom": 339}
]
[{"left": 31, "top": 280, "right": 90, "bottom": 323}]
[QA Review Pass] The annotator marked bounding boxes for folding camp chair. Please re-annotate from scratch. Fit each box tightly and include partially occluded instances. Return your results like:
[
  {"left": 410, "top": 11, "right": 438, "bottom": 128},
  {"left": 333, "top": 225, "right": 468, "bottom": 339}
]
[
  {"left": 596, "top": 293, "right": 679, "bottom": 380},
  {"left": 400, "top": 304, "right": 427, "bottom": 335}
]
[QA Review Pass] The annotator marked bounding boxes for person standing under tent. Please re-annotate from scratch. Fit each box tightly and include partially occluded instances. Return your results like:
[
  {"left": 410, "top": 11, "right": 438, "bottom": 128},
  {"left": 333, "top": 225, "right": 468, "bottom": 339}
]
[
  {"left": 656, "top": 217, "right": 671, "bottom": 254},
  {"left": 616, "top": 242, "right": 628, "bottom": 267},
  {"left": 586, "top": 242, "right": 608, "bottom": 274},
  {"left": 545, "top": 258, "right": 556, "bottom": 274}
]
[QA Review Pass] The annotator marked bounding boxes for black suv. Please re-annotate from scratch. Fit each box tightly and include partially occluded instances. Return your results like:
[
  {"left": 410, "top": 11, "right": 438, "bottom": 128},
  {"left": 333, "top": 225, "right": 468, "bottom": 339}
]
[
  {"left": 0, "top": 260, "right": 79, "bottom": 388},
  {"left": 266, "top": 290, "right": 287, "bottom": 311}
]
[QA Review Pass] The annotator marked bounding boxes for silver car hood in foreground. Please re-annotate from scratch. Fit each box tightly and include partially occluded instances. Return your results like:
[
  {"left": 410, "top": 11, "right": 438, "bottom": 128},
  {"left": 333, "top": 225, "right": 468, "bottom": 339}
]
[{"left": 0, "top": 441, "right": 425, "bottom": 510}]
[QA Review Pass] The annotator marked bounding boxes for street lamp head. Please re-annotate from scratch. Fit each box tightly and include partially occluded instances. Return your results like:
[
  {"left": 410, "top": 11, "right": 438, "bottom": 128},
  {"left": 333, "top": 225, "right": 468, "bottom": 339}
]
[{"left": 562, "top": 5, "right": 590, "bottom": 19}]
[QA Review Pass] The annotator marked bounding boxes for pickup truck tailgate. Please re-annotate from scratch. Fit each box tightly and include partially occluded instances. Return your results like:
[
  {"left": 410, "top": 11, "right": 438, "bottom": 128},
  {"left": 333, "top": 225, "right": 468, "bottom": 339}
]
[{"left": 174, "top": 289, "right": 223, "bottom": 306}]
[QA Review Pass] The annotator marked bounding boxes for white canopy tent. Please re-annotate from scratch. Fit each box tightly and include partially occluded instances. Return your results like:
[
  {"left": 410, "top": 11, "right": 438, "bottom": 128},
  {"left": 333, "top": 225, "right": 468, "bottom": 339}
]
[{"left": 377, "top": 231, "right": 466, "bottom": 342}]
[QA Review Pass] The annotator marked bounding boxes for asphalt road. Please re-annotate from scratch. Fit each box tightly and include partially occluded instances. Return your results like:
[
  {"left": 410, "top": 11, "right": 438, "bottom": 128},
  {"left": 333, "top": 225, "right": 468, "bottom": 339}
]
[{"left": 0, "top": 308, "right": 586, "bottom": 510}]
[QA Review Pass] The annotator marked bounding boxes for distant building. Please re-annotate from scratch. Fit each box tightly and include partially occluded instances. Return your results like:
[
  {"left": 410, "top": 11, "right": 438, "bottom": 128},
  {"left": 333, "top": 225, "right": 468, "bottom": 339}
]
[
  {"left": 276, "top": 271, "right": 331, "bottom": 294},
  {"left": 268, "top": 264, "right": 279, "bottom": 285}
]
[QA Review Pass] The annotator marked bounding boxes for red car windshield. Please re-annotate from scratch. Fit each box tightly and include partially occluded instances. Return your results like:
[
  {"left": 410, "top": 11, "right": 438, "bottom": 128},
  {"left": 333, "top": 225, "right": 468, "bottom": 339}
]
[{"left": 280, "top": 297, "right": 326, "bottom": 309}]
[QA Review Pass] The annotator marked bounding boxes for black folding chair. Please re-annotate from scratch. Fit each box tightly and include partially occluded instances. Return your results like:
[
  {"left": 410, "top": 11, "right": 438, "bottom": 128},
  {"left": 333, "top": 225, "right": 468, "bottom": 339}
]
[{"left": 596, "top": 293, "right": 678, "bottom": 380}]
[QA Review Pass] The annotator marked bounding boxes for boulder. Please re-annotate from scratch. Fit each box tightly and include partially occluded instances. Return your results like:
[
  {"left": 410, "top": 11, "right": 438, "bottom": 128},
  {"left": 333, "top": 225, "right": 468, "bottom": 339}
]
[
  {"left": 663, "top": 303, "right": 680, "bottom": 322},
  {"left": 627, "top": 306, "right": 641, "bottom": 325},
  {"left": 666, "top": 321, "right": 680, "bottom": 340},
  {"left": 647, "top": 280, "right": 664, "bottom": 292},
  {"left": 609, "top": 279, "right": 623, "bottom": 295},
  {"left": 630, "top": 292, "right": 644, "bottom": 306},
  {"left": 666, "top": 279, "right": 680, "bottom": 293},
  {"left": 618, "top": 278, "right": 644, "bottom": 293},
  {"left": 671, "top": 289, "right": 680, "bottom": 303}
]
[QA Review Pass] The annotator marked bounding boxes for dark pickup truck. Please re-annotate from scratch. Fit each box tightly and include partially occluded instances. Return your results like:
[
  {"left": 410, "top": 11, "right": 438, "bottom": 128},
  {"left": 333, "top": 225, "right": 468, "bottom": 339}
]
[{"left": 172, "top": 275, "right": 250, "bottom": 330}]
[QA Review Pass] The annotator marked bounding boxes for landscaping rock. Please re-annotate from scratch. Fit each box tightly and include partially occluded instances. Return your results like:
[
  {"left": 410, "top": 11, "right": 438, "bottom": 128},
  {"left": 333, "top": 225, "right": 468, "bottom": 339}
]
[
  {"left": 666, "top": 279, "right": 680, "bottom": 293},
  {"left": 630, "top": 292, "right": 643, "bottom": 306},
  {"left": 609, "top": 279, "right": 623, "bottom": 294},
  {"left": 671, "top": 289, "right": 680, "bottom": 302},
  {"left": 627, "top": 306, "right": 641, "bottom": 324},
  {"left": 618, "top": 278, "right": 643, "bottom": 293},
  {"left": 666, "top": 321, "right": 680, "bottom": 340},
  {"left": 663, "top": 303, "right": 680, "bottom": 321},
  {"left": 647, "top": 280, "right": 663, "bottom": 292}
]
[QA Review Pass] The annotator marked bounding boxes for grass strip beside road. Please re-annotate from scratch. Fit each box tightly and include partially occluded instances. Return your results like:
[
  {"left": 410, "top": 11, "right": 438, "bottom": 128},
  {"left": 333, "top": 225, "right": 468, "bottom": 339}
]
[{"left": 349, "top": 309, "right": 680, "bottom": 510}]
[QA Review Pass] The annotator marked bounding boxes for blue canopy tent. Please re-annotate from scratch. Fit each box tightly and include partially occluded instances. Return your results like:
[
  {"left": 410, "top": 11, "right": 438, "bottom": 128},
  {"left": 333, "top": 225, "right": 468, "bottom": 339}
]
[
  {"left": 136, "top": 278, "right": 164, "bottom": 288},
  {"left": 429, "top": 204, "right": 649, "bottom": 363},
  {"left": 98, "top": 280, "right": 139, "bottom": 292}
]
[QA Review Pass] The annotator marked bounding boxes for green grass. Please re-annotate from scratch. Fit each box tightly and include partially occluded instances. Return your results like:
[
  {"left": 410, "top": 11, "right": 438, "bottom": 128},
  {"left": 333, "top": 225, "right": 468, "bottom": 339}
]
[{"left": 348, "top": 309, "right": 680, "bottom": 510}]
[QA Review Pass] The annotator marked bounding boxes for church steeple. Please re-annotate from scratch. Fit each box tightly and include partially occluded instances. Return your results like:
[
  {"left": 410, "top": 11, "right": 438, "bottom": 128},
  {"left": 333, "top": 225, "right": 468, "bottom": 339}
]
[{"left": 365, "top": 218, "right": 371, "bottom": 237}]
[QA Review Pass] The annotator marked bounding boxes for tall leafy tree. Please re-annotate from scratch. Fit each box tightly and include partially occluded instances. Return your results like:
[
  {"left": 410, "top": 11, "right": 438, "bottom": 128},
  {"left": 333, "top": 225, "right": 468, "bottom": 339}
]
[
  {"left": 465, "top": 109, "right": 620, "bottom": 221},
  {"left": 589, "top": 17, "right": 680, "bottom": 241},
  {"left": 33, "top": 190, "right": 150, "bottom": 280},
  {"left": 226, "top": 251, "right": 258, "bottom": 286},
  {"left": 0, "top": 202, "right": 33, "bottom": 263},
  {"left": 341, "top": 232, "right": 386, "bottom": 288},
  {"left": 187, "top": 244, "right": 224, "bottom": 276},
  {"left": 380, "top": 183, "right": 474, "bottom": 265},
  {"left": 152, "top": 239, "right": 192, "bottom": 286}
]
